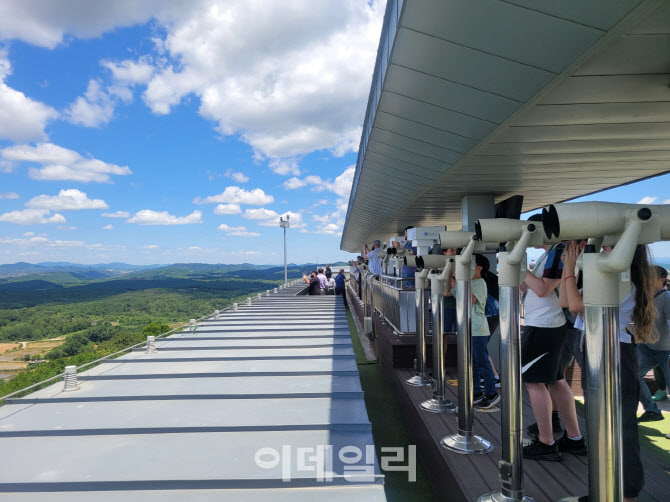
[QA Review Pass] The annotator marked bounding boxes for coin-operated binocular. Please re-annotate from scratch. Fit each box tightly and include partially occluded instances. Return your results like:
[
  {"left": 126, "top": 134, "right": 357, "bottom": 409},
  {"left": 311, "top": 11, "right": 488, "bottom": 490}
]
[
  {"left": 474, "top": 218, "right": 546, "bottom": 502},
  {"left": 540, "top": 202, "right": 670, "bottom": 502},
  {"left": 406, "top": 226, "right": 445, "bottom": 256},
  {"left": 439, "top": 234, "right": 494, "bottom": 454},
  {"left": 386, "top": 247, "right": 407, "bottom": 277},
  {"left": 404, "top": 227, "right": 445, "bottom": 389},
  {"left": 420, "top": 254, "right": 457, "bottom": 413}
]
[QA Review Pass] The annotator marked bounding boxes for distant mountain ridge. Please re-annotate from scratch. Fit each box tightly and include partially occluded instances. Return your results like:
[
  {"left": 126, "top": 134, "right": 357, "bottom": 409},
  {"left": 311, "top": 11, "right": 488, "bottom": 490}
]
[{"left": 0, "top": 261, "right": 347, "bottom": 280}]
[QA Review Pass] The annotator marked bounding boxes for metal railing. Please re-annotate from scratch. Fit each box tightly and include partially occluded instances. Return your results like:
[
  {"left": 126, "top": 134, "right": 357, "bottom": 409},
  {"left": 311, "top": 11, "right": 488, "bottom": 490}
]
[
  {"left": 0, "top": 293, "right": 272, "bottom": 404},
  {"left": 369, "top": 273, "right": 417, "bottom": 334}
]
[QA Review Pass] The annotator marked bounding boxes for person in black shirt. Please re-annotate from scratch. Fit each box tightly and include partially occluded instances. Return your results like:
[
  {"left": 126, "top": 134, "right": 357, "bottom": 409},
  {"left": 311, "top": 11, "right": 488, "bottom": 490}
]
[{"left": 302, "top": 270, "right": 321, "bottom": 295}]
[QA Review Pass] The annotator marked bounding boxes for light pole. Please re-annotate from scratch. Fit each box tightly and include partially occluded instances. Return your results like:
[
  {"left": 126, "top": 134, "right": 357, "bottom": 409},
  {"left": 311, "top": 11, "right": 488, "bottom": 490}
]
[{"left": 279, "top": 215, "right": 290, "bottom": 286}]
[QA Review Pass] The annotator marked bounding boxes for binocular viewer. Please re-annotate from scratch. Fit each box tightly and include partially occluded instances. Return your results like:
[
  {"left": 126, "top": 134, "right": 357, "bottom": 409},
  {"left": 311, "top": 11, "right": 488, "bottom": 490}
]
[{"left": 542, "top": 202, "right": 670, "bottom": 244}]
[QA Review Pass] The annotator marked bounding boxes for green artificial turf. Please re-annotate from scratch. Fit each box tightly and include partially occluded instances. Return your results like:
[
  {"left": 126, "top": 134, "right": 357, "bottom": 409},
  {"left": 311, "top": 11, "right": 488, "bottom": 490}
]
[{"left": 345, "top": 308, "right": 436, "bottom": 502}]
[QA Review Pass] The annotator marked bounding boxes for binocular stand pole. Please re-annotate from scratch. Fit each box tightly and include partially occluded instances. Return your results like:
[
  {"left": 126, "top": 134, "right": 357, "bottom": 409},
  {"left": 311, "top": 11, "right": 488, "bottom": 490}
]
[
  {"left": 421, "top": 270, "right": 456, "bottom": 413},
  {"left": 443, "top": 252, "right": 493, "bottom": 454},
  {"left": 407, "top": 269, "right": 431, "bottom": 387},
  {"left": 479, "top": 247, "right": 533, "bottom": 502}
]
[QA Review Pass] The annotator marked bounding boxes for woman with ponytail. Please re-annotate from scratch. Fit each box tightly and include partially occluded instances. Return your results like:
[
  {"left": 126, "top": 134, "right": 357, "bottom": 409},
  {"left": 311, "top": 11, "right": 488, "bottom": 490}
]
[{"left": 564, "top": 244, "right": 656, "bottom": 502}]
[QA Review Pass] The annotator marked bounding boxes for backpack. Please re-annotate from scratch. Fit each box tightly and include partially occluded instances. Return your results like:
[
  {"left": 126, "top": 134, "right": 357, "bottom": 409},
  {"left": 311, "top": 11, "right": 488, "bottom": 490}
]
[{"left": 485, "top": 294, "right": 499, "bottom": 317}]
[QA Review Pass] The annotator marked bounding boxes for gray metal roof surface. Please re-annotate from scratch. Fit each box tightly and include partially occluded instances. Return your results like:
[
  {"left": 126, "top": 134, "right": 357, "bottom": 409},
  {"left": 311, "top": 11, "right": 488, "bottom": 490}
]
[
  {"left": 341, "top": 0, "right": 670, "bottom": 251},
  {"left": 0, "top": 286, "right": 386, "bottom": 501}
]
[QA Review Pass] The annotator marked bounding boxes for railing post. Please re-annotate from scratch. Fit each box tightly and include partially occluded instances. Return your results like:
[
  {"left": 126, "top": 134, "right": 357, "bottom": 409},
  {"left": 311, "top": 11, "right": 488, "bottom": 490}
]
[
  {"left": 146, "top": 335, "right": 157, "bottom": 354},
  {"left": 62, "top": 366, "right": 80, "bottom": 392}
]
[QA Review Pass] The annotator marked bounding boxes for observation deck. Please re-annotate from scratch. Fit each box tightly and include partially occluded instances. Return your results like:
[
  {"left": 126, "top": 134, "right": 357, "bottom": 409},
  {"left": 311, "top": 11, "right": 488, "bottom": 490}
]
[{"left": 0, "top": 284, "right": 386, "bottom": 501}]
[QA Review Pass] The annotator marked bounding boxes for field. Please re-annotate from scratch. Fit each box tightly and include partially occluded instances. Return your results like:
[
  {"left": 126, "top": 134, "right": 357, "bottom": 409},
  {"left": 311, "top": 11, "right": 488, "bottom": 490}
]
[
  {"left": 0, "top": 340, "right": 65, "bottom": 381},
  {"left": 0, "top": 262, "right": 326, "bottom": 395}
]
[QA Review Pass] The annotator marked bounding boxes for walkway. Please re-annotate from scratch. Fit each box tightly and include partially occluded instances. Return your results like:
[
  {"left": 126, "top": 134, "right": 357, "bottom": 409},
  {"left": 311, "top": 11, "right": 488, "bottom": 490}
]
[{"left": 0, "top": 284, "right": 386, "bottom": 501}]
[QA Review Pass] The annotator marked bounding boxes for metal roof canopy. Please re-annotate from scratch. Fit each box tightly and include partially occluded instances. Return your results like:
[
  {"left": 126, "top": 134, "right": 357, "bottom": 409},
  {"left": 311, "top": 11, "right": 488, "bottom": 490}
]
[{"left": 341, "top": 0, "right": 670, "bottom": 252}]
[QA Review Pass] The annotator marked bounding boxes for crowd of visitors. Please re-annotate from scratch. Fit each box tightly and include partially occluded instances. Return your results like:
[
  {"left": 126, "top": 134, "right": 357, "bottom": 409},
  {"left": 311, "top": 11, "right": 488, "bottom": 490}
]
[
  {"left": 345, "top": 231, "right": 668, "bottom": 501},
  {"left": 302, "top": 265, "right": 351, "bottom": 309}
]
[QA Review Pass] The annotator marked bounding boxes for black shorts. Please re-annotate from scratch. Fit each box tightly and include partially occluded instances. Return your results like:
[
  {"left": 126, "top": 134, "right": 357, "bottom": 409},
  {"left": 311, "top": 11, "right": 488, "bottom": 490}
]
[{"left": 521, "top": 323, "right": 568, "bottom": 384}]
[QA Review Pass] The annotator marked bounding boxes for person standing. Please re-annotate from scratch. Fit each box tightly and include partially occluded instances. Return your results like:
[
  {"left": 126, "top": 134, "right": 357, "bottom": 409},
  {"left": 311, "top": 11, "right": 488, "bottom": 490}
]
[
  {"left": 401, "top": 226, "right": 417, "bottom": 288},
  {"left": 636, "top": 265, "right": 670, "bottom": 422},
  {"left": 334, "top": 269, "right": 350, "bottom": 309},
  {"left": 521, "top": 242, "right": 585, "bottom": 461},
  {"left": 316, "top": 268, "right": 328, "bottom": 290},
  {"left": 363, "top": 240, "right": 383, "bottom": 275},
  {"left": 445, "top": 253, "right": 500, "bottom": 409}
]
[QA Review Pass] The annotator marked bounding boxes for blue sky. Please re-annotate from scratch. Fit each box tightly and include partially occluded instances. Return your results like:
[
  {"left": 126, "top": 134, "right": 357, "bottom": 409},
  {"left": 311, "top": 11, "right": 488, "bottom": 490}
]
[
  {"left": 0, "top": 1, "right": 668, "bottom": 266},
  {"left": 0, "top": 1, "right": 384, "bottom": 265}
]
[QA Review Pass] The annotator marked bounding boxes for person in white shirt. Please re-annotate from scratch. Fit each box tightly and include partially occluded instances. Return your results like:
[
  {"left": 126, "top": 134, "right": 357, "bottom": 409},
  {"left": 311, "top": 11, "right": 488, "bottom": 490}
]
[{"left": 521, "top": 241, "right": 584, "bottom": 462}]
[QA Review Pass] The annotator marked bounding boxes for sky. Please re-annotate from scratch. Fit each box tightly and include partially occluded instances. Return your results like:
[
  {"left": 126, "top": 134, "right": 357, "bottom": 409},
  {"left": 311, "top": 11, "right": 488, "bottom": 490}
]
[
  {"left": 0, "top": 1, "right": 668, "bottom": 267},
  {"left": 0, "top": 0, "right": 384, "bottom": 265}
]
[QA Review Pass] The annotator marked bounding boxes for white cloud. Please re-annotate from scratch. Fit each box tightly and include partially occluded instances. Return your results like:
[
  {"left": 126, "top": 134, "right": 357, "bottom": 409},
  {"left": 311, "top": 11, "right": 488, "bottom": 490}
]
[
  {"left": 0, "top": 208, "right": 65, "bottom": 225},
  {"left": 102, "top": 58, "right": 154, "bottom": 85},
  {"left": 0, "top": 47, "right": 58, "bottom": 142},
  {"left": 141, "top": 244, "right": 159, "bottom": 249},
  {"left": 218, "top": 223, "right": 259, "bottom": 237},
  {"left": 332, "top": 165, "right": 355, "bottom": 198},
  {"left": 283, "top": 174, "right": 325, "bottom": 191},
  {"left": 0, "top": 143, "right": 132, "bottom": 183},
  {"left": 57, "top": 225, "right": 76, "bottom": 230},
  {"left": 0, "top": 192, "right": 19, "bottom": 199},
  {"left": 194, "top": 186, "right": 274, "bottom": 205},
  {"left": 102, "top": 224, "right": 114, "bottom": 230},
  {"left": 26, "top": 189, "right": 108, "bottom": 210},
  {"left": 0, "top": 1, "right": 383, "bottom": 158},
  {"left": 65, "top": 79, "right": 115, "bottom": 127},
  {"left": 268, "top": 159, "right": 300, "bottom": 176},
  {"left": 0, "top": 1, "right": 169, "bottom": 48},
  {"left": 256, "top": 210, "right": 306, "bottom": 229},
  {"left": 637, "top": 196, "right": 658, "bottom": 205},
  {"left": 242, "top": 208, "right": 279, "bottom": 220},
  {"left": 283, "top": 177, "right": 306, "bottom": 190},
  {"left": 23, "top": 232, "right": 34, "bottom": 236},
  {"left": 127, "top": 209, "right": 203, "bottom": 225},
  {"left": 224, "top": 170, "right": 249, "bottom": 183},
  {"left": 213, "top": 203, "right": 242, "bottom": 215},
  {"left": 102, "top": 210, "right": 131, "bottom": 218}
]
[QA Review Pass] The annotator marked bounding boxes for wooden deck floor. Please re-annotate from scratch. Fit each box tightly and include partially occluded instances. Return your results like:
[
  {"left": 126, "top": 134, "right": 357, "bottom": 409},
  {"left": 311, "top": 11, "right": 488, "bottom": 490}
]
[{"left": 392, "top": 366, "right": 670, "bottom": 502}]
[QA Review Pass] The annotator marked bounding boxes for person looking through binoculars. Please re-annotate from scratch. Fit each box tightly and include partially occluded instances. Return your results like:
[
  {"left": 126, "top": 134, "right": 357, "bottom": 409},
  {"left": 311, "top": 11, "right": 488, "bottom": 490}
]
[
  {"left": 560, "top": 243, "right": 657, "bottom": 502},
  {"left": 520, "top": 241, "right": 584, "bottom": 461},
  {"left": 363, "top": 240, "right": 383, "bottom": 275},
  {"left": 444, "top": 253, "right": 500, "bottom": 409}
]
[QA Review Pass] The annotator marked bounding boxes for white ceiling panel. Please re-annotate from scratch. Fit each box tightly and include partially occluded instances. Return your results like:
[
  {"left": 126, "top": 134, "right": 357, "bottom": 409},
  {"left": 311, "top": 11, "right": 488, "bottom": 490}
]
[
  {"left": 502, "top": 0, "right": 641, "bottom": 31},
  {"left": 494, "top": 123, "right": 670, "bottom": 143},
  {"left": 574, "top": 34, "right": 670, "bottom": 75},
  {"left": 341, "top": 0, "right": 670, "bottom": 252},
  {"left": 369, "top": 128, "right": 464, "bottom": 163},
  {"left": 400, "top": 0, "right": 604, "bottom": 72},
  {"left": 538, "top": 74, "right": 670, "bottom": 104},
  {"left": 377, "top": 92, "right": 497, "bottom": 142},
  {"left": 391, "top": 28, "right": 555, "bottom": 101},
  {"left": 383, "top": 64, "right": 522, "bottom": 123},
  {"left": 517, "top": 102, "right": 670, "bottom": 126}
]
